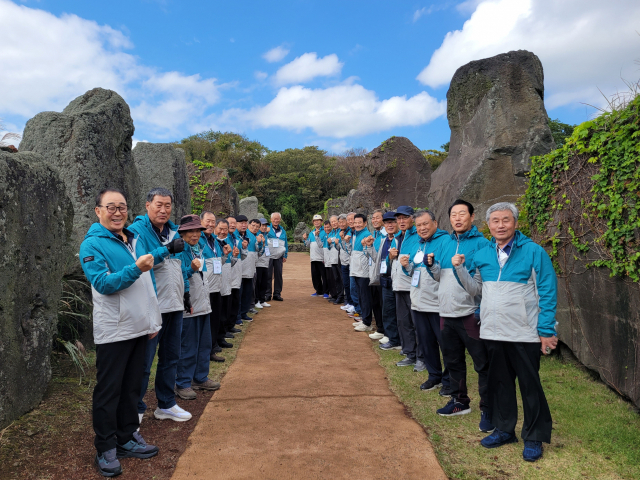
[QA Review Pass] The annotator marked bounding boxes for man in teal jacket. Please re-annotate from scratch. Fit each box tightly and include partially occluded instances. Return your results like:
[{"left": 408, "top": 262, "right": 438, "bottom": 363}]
[
  {"left": 266, "top": 212, "right": 288, "bottom": 301},
  {"left": 452, "top": 202, "right": 557, "bottom": 462}
]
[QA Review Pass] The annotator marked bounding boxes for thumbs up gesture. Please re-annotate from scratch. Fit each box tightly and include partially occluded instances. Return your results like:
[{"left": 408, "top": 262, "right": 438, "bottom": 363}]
[{"left": 452, "top": 254, "right": 466, "bottom": 267}]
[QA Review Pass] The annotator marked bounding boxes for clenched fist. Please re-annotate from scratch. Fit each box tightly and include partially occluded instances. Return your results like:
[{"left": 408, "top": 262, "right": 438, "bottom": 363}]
[
  {"left": 135, "top": 254, "right": 154, "bottom": 272},
  {"left": 452, "top": 254, "right": 466, "bottom": 267},
  {"left": 232, "top": 246, "right": 240, "bottom": 257},
  {"left": 191, "top": 258, "right": 201, "bottom": 271},
  {"left": 303, "top": 232, "right": 308, "bottom": 240},
  {"left": 223, "top": 244, "right": 232, "bottom": 255},
  {"left": 426, "top": 253, "right": 435, "bottom": 267},
  {"left": 242, "top": 240, "right": 249, "bottom": 249},
  {"left": 399, "top": 255, "right": 410, "bottom": 267},
  {"left": 388, "top": 247, "right": 398, "bottom": 260}
]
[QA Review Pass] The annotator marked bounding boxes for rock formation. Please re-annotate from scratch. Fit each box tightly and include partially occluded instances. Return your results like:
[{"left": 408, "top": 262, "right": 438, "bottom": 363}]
[
  {"left": 294, "top": 222, "right": 310, "bottom": 243},
  {"left": 0, "top": 152, "right": 73, "bottom": 429},
  {"left": 238, "top": 196, "right": 265, "bottom": 221},
  {"left": 186, "top": 164, "right": 238, "bottom": 217},
  {"left": 19, "top": 88, "right": 142, "bottom": 263},
  {"left": 429, "top": 50, "right": 555, "bottom": 229},
  {"left": 132, "top": 142, "right": 191, "bottom": 222}
]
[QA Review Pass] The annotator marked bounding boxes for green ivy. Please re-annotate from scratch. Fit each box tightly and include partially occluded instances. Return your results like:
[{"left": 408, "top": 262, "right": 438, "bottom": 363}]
[{"left": 524, "top": 96, "right": 640, "bottom": 280}]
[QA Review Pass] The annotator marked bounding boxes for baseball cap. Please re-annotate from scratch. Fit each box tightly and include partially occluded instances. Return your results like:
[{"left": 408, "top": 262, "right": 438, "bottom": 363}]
[
  {"left": 312, "top": 214, "right": 323, "bottom": 220},
  {"left": 394, "top": 206, "right": 415, "bottom": 217},
  {"left": 259, "top": 218, "right": 268, "bottom": 224},
  {"left": 382, "top": 211, "right": 397, "bottom": 221}
]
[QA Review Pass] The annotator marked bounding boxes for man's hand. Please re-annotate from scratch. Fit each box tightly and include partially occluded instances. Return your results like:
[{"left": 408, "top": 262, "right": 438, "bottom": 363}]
[
  {"left": 303, "top": 232, "right": 308, "bottom": 240},
  {"left": 339, "top": 231, "right": 345, "bottom": 239},
  {"left": 283, "top": 257, "right": 287, "bottom": 263},
  {"left": 232, "top": 246, "right": 240, "bottom": 257},
  {"left": 426, "top": 253, "right": 435, "bottom": 267},
  {"left": 540, "top": 336, "right": 558, "bottom": 355},
  {"left": 388, "top": 247, "right": 398, "bottom": 260},
  {"left": 136, "top": 254, "right": 154, "bottom": 272},
  {"left": 148, "top": 332, "right": 159, "bottom": 340},
  {"left": 242, "top": 240, "right": 249, "bottom": 249},
  {"left": 257, "top": 234, "right": 265, "bottom": 243},
  {"left": 191, "top": 258, "right": 201, "bottom": 271},
  {"left": 223, "top": 244, "right": 232, "bottom": 255},
  {"left": 363, "top": 236, "right": 374, "bottom": 247},
  {"left": 400, "top": 255, "right": 410, "bottom": 267},
  {"left": 344, "top": 234, "right": 351, "bottom": 242},
  {"left": 452, "top": 254, "right": 466, "bottom": 267},
  {"left": 167, "top": 238, "right": 184, "bottom": 255},
  {"left": 184, "top": 292, "right": 193, "bottom": 314}
]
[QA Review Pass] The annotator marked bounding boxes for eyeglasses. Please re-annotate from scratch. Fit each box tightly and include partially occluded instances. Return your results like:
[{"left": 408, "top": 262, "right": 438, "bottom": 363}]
[{"left": 99, "top": 204, "right": 128, "bottom": 214}]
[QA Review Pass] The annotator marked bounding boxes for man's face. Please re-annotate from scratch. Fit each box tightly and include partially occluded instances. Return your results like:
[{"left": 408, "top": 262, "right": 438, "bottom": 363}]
[
  {"left": 249, "top": 222, "right": 260, "bottom": 234},
  {"left": 227, "top": 217, "right": 237, "bottom": 233},
  {"left": 489, "top": 210, "right": 517, "bottom": 243},
  {"left": 271, "top": 214, "right": 281, "bottom": 227},
  {"left": 260, "top": 224, "right": 269, "bottom": 234},
  {"left": 347, "top": 215, "right": 355, "bottom": 228},
  {"left": 202, "top": 213, "right": 216, "bottom": 235},
  {"left": 372, "top": 212, "right": 383, "bottom": 229},
  {"left": 237, "top": 220, "right": 248, "bottom": 233},
  {"left": 216, "top": 222, "right": 228, "bottom": 237},
  {"left": 313, "top": 219, "right": 323, "bottom": 229},
  {"left": 396, "top": 214, "right": 413, "bottom": 232},
  {"left": 330, "top": 217, "right": 338, "bottom": 229},
  {"left": 354, "top": 217, "right": 365, "bottom": 230},
  {"left": 146, "top": 195, "right": 172, "bottom": 227},
  {"left": 323, "top": 223, "right": 332, "bottom": 234},
  {"left": 95, "top": 191, "right": 127, "bottom": 233},
  {"left": 450, "top": 204, "right": 474, "bottom": 234},
  {"left": 180, "top": 229, "right": 201, "bottom": 246},
  {"left": 338, "top": 218, "right": 347, "bottom": 229},
  {"left": 415, "top": 214, "right": 437, "bottom": 240},
  {"left": 383, "top": 220, "right": 398, "bottom": 235}
]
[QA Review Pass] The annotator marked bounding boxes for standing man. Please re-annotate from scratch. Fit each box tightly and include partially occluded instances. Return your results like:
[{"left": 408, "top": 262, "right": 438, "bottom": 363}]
[
  {"left": 226, "top": 216, "right": 243, "bottom": 329},
  {"left": 367, "top": 209, "right": 385, "bottom": 336},
  {"left": 400, "top": 210, "right": 451, "bottom": 395},
  {"left": 266, "top": 212, "right": 287, "bottom": 302},
  {"left": 427, "top": 199, "right": 492, "bottom": 433},
  {"left": 377, "top": 212, "right": 402, "bottom": 350},
  {"left": 303, "top": 214, "right": 327, "bottom": 297},
  {"left": 328, "top": 215, "right": 345, "bottom": 305},
  {"left": 337, "top": 214, "right": 354, "bottom": 312},
  {"left": 215, "top": 219, "right": 237, "bottom": 347},
  {"left": 129, "top": 188, "right": 192, "bottom": 424},
  {"left": 255, "top": 219, "right": 272, "bottom": 308},
  {"left": 346, "top": 212, "right": 361, "bottom": 317},
  {"left": 452, "top": 202, "right": 557, "bottom": 462},
  {"left": 350, "top": 214, "right": 374, "bottom": 332},
  {"left": 233, "top": 215, "right": 260, "bottom": 323},
  {"left": 81, "top": 188, "right": 161, "bottom": 477},
  {"left": 322, "top": 220, "right": 337, "bottom": 300}
]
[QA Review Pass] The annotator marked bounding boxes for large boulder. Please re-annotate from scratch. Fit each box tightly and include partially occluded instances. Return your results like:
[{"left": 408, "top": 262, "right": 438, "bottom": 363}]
[
  {"left": 238, "top": 196, "right": 264, "bottom": 220},
  {"left": 0, "top": 152, "right": 74, "bottom": 429},
  {"left": 429, "top": 50, "right": 555, "bottom": 229},
  {"left": 132, "top": 142, "right": 191, "bottom": 221},
  {"left": 186, "top": 164, "right": 238, "bottom": 217},
  {"left": 19, "top": 88, "right": 142, "bottom": 263},
  {"left": 294, "top": 222, "right": 310, "bottom": 243}
]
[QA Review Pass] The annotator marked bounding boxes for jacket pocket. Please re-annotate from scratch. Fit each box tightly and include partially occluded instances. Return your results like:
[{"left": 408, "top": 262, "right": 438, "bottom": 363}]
[{"left": 92, "top": 288, "right": 120, "bottom": 343}]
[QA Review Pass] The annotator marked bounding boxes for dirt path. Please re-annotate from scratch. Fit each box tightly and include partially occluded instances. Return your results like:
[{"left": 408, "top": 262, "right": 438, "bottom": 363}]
[{"left": 171, "top": 253, "right": 446, "bottom": 480}]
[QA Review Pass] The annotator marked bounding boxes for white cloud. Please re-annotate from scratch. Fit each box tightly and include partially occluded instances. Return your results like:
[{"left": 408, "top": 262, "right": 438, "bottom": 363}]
[
  {"left": 274, "top": 53, "right": 343, "bottom": 86},
  {"left": 417, "top": 0, "right": 640, "bottom": 109},
  {"left": 131, "top": 138, "right": 148, "bottom": 149},
  {"left": 222, "top": 84, "right": 446, "bottom": 138},
  {"left": 262, "top": 45, "right": 290, "bottom": 63},
  {"left": 254, "top": 71, "right": 268, "bottom": 81},
  {"left": 0, "top": 0, "right": 221, "bottom": 137}
]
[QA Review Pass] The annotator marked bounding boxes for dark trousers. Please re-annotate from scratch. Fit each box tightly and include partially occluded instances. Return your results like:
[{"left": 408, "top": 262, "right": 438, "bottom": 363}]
[
  {"left": 227, "top": 289, "right": 241, "bottom": 330},
  {"left": 325, "top": 266, "right": 336, "bottom": 297},
  {"left": 331, "top": 264, "right": 344, "bottom": 302},
  {"left": 341, "top": 265, "right": 352, "bottom": 305},
  {"left": 239, "top": 277, "right": 254, "bottom": 317},
  {"left": 485, "top": 340, "right": 553, "bottom": 442},
  {"left": 353, "top": 276, "right": 373, "bottom": 326},
  {"left": 412, "top": 311, "right": 449, "bottom": 387},
  {"left": 255, "top": 266, "right": 269, "bottom": 302},
  {"left": 94, "top": 335, "right": 147, "bottom": 453},
  {"left": 370, "top": 285, "right": 383, "bottom": 333},
  {"left": 395, "top": 291, "right": 424, "bottom": 363},
  {"left": 350, "top": 276, "right": 361, "bottom": 313},
  {"left": 441, "top": 314, "right": 489, "bottom": 411},
  {"left": 266, "top": 257, "right": 284, "bottom": 298},
  {"left": 311, "top": 261, "right": 326, "bottom": 295},
  {"left": 138, "top": 310, "right": 183, "bottom": 413},
  {"left": 209, "top": 292, "right": 226, "bottom": 346},
  {"left": 381, "top": 285, "right": 400, "bottom": 345},
  {"left": 176, "top": 314, "right": 212, "bottom": 389}
]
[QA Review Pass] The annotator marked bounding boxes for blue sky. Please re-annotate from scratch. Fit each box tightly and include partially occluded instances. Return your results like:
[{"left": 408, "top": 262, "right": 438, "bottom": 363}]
[{"left": 1, "top": 0, "right": 639, "bottom": 153}]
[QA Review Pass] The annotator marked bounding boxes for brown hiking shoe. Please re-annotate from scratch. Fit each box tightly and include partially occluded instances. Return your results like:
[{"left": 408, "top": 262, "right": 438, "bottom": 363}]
[
  {"left": 192, "top": 379, "right": 221, "bottom": 391},
  {"left": 175, "top": 387, "right": 197, "bottom": 400},
  {"left": 210, "top": 353, "right": 225, "bottom": 362}
]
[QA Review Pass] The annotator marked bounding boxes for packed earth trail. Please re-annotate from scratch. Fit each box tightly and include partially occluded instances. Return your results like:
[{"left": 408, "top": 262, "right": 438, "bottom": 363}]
[{"left": 171, "top": 252, "right": 446, "bottom": 480}]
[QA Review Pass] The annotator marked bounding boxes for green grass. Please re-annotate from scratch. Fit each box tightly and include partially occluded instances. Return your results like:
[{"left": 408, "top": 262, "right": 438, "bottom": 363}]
[{"left": 374, "top": 345, "right": 640, "bottom": 479}]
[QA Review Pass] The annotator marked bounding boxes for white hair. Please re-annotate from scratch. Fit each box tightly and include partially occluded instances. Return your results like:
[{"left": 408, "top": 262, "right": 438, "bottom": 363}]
[
  {"left": 270, "top": 212, "right": 281, "bottom": 219},
  {"left": 485, "top": 202, "right": 519, "bottom": 222}
]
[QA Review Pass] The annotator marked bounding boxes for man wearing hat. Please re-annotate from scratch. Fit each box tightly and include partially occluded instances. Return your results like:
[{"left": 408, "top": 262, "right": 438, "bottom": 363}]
[
  {"left": 255, "top": 219, "right": 272, "bottom": 308},
  {"left": 303, "top": 214, "right": 327, "bottom": 297},
  {"left": 376, "top": 212, "right": 402, "bottom": 350}
]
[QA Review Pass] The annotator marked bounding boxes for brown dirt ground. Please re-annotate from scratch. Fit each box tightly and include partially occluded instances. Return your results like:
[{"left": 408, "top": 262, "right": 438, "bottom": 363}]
[{"left": 171, "top": 253, "right": 446, "bottom": 480}]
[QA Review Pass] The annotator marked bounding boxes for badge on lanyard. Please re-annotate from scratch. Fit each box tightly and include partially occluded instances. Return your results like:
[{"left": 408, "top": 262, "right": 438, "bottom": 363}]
[
  {"left": 411, "top": 270, "right": 421, "bottom": 287},
  {"left": 380, "top": 261, "right": 388, "bottom": 274},
  {"left": 213, "top": 259, "right": 222, "bottom": 274},
  {"left": 265, "top": 246, "right": 271, "bottom": 257},
  {"left": 369, "top": 256, "right": 373, "bottom": 266},
  {"left": 276, "top": 230, "right": 282, "bottom": 238},
  {"left": 273, "top": 239, "right": 279, "bottom": 247}
]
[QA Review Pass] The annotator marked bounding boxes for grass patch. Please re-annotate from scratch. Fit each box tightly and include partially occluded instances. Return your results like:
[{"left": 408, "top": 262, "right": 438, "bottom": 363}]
[{"left": 374, "top": 344, "right": 640, "bottom": 479}]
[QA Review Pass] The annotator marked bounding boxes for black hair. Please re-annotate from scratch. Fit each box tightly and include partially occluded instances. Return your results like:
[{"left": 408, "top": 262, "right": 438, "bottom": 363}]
[
  {"left": 354, "top": 213, "right": 367, "bottom": 222},
  {"left": 95, "top": 188, "right": 127, "bottom": 206},
  {"left": 448, "top": 199, "right": 474, "bottom": 217},
  {"left": 324, "top": 220, "right": 331, "bottom": 225},
  {"left": 146, "top": 187, "right": 174, "bottom": 204},
  {"left": 216, "top": 218, "right": 229, "bottom": 226},
  {"left": 249, "top": 218, "right": 261, "bottom": 225}
]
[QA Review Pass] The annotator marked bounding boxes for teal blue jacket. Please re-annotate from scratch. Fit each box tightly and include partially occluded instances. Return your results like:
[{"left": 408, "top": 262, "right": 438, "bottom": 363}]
[{"left": 267, "top": 224, "right": 288, "bottom": 258}]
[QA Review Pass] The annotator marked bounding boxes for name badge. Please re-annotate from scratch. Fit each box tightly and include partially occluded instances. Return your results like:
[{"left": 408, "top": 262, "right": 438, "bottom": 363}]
[
  {"left": 265, "top": 246, "right": 271, "bottom": 257},
  {"left": 273, "top": 239, "right": 280, "bottom": 247},
  {"left": 380, "top": 261, "right": 388, "bottom": 274},
  {"left": 213, "top": 259, "right": 222, "bottom": 274},
  {"left": 411, "top": 270, "right": 421, "bottom": 287},
  {"left": 414, "top": 251, "right": 424, "bottom": 264},
  {"left": 369, "top": 256, "right": 373, "bottom": 266}
]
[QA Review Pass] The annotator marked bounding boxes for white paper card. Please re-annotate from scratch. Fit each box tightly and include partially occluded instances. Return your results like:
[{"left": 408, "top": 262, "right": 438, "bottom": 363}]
[
  {"left": 276, "top": 231, "right": 282, "bottom": 238},
  {"left": 414, "top": 251, "right": 424, "bottom": 264},
  {"left": 213, "top": 259, "right": 222, "bottom": 274},
  {"left": 380, "top": 261, "right": 388, "bottom": 274},
  {"left": 273, "top": 239, "right": 279, "bottom": 247},
  {"left": 411, "top": 270, "right": 421, "bottom": 287},
  {"left": 369, "top": 256, "right": 373, "bottom": 266},
  {"left": 265, "top": 246, "right": 271, "bottom": 257}
]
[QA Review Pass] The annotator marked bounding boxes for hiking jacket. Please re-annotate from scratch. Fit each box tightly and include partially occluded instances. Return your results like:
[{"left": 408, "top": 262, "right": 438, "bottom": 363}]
[
  {"left": 226, "top": 233, "right": 243, "bottom": 289},
  {"left": 256, "top": 232, "right": 271, "bottom": 268},
  {"left": 177, "top": 240, "right": 212, "bottom": 318},
  {"left": 327, "top": 229, "right": 340, "bottom": 265},
  {"left": 128, "top": 214, "right": 184, "bottom": 314},
  {"left": 453, "top": 230, "right": 558, "bottom": 342},
  {"left": 80, "top": 223, "right": 162, "bottom": 344},
  {"left": 202, "top": 232, "right": 224, "bottom": 294},
  {"left": 236, "top": 229, "right": 262, "bottom": 279},
  {"left": 267, "top": 224, "right": 288, "bottom": 259},
  {"left": 389, "top": 226, "right": 419, "bottom": 292},
  {"left": 337, "top": 228, "right": 352, "bottom": 266},
  {"left": 428, "top": 226, "right": 490, "bottom": 318},
  {"left": 349, "top": 228, "right": 373, "bottom": 278},
  {"left": 217, "top": 234, "right": 237, "bottom": 296},
  {"left": 305, "top": 228, "right": 326, "bottom": 263},
  {"left": 401, "top": 229, "right": 449, "bottom": 312}
]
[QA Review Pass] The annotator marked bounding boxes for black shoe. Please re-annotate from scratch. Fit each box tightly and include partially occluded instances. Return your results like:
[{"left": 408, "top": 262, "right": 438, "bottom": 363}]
[
  {"left": 334, "top": 299, "right": 344, "bottom": 304},
  {"left": 230, "top": 328, "right": 241, "bottom": 333},
  {"left": 439, "top": 385, "right": 454, "bottom": 397},
  {"left": 116, "top": 432, "right": 159, "bottom": 459},
  {"left": 212, "top": 344, "right": 222, "bottom": 353},
  {"left": 225, "top": 332, "right": 235, "bottom": 339},
  {"left": 210, "top": 353, "right": 225, "bottom": 362},
  {"left": 219, "top": 340, "right": 233, "bottom": 348},
  {"left": 420, "top": 378, "right": 443, "bottom": 391},
  {"left": 273, "top": 296, "right": 283, "bottom": 301},
  {"left": 265, "top": 296, "right": 272, "bottom": 301}
]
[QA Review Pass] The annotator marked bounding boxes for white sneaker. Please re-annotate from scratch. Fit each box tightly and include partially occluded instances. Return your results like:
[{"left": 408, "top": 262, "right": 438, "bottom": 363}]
[
  {"left": 347, "top": 306, "right": 356, "bottom": 314},
  {"left": 354, "top": 323, "right": 374, "bottom": 332},
  {"left": 340, "top": 304, "right": 351, "bottom": 310},
  {"left": 369, "top": 332, "right": 385, "bottom": 340},
  {"left": 154, "top": 404, "right": 192, "bottom": 422},
  {"left": 261, "top": 302, "right": 271, "bottom": 307},
  {"left": 255, "top": 302, "right": 263, "bottom": 309},
  {"left": 352, "top": 321, "right": 363, "bottom": 326},
  {"left": 379, "top": 336, "right": 390, "bottom": 344}
]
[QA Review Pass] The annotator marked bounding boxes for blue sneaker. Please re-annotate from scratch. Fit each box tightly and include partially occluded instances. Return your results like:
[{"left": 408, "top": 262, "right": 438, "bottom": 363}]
[
  {"left": 242, "top": 315, "right": 254, "bottom": 322},
  {"left": 235, "top": 319, "right": 243, "bottom": 325},
  {"left": 481, "top": 429, "right": 518, "bottom": 449},
  {"left": 479, "top": 411, "right": 495, "bottom": 433},
  {"left": 116, "top": 431, "right": 159, "bottom": 459},
  {"left": 323, "top": 294, "right": 329, "bottom": 298},
  {"left": 437, "top": 397, "right": 471, "bottom": 416},
  {"left": 95, "top": 448, "right": 121, "bottom": 477},
  {"left": 523, "top": 441, "right": 543, "bottom": 462},
  {"left": 311, "top": 293, "right": 319, "bottom": 297},
  {"left": 379, "top": 342, "right": 402, "bottom": 350}
]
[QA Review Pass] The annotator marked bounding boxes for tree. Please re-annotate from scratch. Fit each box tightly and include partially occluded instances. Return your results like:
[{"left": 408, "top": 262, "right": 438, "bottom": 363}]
[
  {"left": 548, "top": 118, "right": 576, "bottom": 147},
  {"left": 422, "top": 148, "right": 448, "bottom": 170}
]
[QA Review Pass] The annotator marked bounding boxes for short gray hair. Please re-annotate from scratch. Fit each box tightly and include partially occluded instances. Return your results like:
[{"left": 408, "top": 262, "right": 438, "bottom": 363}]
[
  {"left": 146, "top": 187, "right": 173, "bottom": 203},
  {"left": 338, "top": 214, "right": 348, "bottom": 221},
  {"left": 271, "top": 212, "right": 281, "bottom": 219},
  {"left": 329, "top": 215, "right": 338, "bottom": 221},
  {"left": 486, "top": 202, "right": 519, "bottom": 222},
  {"left": 200, "top": 210, "right": 215, "bottom": 220},
  {"left": 347, "top": 212, "right": 356, "bottom": 218},
  {"left": 414, "top": 210, "right": 436, "bottom": 222}
]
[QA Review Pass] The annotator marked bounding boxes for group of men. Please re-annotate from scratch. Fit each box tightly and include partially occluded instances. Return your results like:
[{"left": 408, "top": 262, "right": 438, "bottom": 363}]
[
  {"left": 80, "top": 186, "right": 288, "bottom": 477},
  {"left": 305, "top": 201, "right": 558, "bottom": 463}
]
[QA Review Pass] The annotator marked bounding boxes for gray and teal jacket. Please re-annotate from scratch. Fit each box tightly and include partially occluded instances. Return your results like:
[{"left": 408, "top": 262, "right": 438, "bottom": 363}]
[
  {"left": 389, "top": 226, "right": 420, "bottom": 292},
  {"left": 128, "top": 214, "right": 184, "bottom": 314},
  {"left": 337, "top": 228, "right": 352, "bottom": 266},
  {"left": 452, "top": 230, "right": 558, "bottom": 342},
  {"left": 177, "top": 239, "right": 212, "bottom": 319},
  {"left": 80, "top": 223, "right": 162, "bottom": 344},
  {"left": 305, "top": 228, "right": 326, "bottom": 263},
  {"left": 256, "top": 232, "right": 271, "bottom": 268},
  {"left": 236, "top": 229, "right": 263, "bottom": 279},
  {"left": 217, "top": 234, "right": 238, "bottom": 296},
  {"left": 427, "top": 226, "right": 490, "bottom": 318},
  {"left": 226, "top": 233, "right": 243, "bottom": 289},
  {"left": 202, "top": 232, "right": 224, "bottom": 294},
  {"left": 349, "top": 227, "right": 373, "bottom": 278},
  {"left": 401, "top": 229, "right": 449, "bottom": 312},
  {"left": 267, "top": 224, "right": 288, "bottom": 259},
  {"left": 327, "top": 229, "right": 340, "bottom": 265}
]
